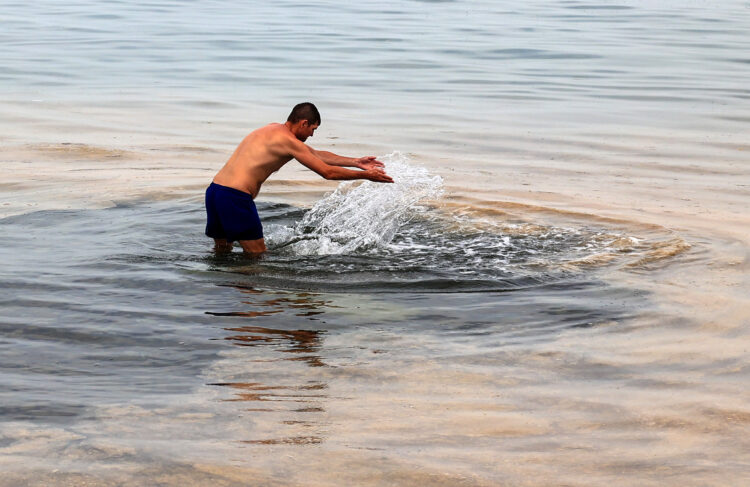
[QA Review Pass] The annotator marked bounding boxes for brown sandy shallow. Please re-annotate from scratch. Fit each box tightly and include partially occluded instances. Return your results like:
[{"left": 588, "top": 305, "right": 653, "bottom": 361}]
[{"left": 1, "top": 119, "right": 749, "bottom": 486}]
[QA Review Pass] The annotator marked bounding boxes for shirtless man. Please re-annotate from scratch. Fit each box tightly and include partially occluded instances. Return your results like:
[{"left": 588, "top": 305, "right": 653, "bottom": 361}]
[{"left": 205, "top": 102, "right": 393, "bottom": 255}]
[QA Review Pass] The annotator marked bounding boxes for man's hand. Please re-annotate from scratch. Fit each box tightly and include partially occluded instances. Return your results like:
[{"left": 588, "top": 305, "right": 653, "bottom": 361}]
[
  {"left": 355, "top": 156, "right": 385, "bottom": 171},
  {"left": 364, "top": 167, "right": 394, "bottom": 183}
]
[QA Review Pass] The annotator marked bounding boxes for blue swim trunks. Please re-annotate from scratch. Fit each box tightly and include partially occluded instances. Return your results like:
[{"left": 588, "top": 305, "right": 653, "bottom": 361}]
[{"left": 205, "top": 182, "right": 263, "bottom": 241}]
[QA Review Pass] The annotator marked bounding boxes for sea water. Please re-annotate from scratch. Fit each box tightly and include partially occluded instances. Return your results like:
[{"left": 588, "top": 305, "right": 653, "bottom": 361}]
[{"left": 1, "top": 1, "right": 750, "bottom": 486}]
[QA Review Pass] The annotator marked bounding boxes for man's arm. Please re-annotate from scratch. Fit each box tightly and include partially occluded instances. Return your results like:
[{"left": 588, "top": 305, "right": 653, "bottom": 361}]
[
  {"left": 291, "top": 141, "right": 393, "bottom": 183},
  {"left": 310, "top": 147, "right": 385, "bottom": 170}
]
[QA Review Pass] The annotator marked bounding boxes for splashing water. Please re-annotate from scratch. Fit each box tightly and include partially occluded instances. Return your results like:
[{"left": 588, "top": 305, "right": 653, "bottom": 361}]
[
  {"left": 267, "top": 152, "right": 444, "bottom": 255},
  {"left": 250, "top": 152, "right": 688, "bottom": 292}
]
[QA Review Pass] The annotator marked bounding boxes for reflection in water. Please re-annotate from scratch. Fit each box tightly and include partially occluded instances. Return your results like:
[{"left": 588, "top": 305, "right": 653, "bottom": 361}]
[
  {"left": 207, "top": 284, "right": 333, "bottom": 319},
  {"left": 223, "top": 326, "right": 326, "bottom": 368},
  {"left": 242, "top": 436, "right": 323, "bottom": 445},
  {"left": 207, "top": 285, "right": 332, "bottom": 446},
  {"left": 208, "top": 381, "right": 328, "bottom": 403}
]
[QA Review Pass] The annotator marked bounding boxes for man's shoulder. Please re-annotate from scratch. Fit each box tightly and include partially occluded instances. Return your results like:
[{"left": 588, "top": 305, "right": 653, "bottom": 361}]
[
  {"left": 247, "top": 123, "right": 301, "bottom": 158},
  {"left": 254, "top": 123, "right": 295, "bottom": 141}
]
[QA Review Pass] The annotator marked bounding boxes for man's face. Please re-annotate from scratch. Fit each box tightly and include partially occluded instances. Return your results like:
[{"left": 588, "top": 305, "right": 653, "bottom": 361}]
[{"left": 296, "top": 120, "right": 319, "bottom": 142}]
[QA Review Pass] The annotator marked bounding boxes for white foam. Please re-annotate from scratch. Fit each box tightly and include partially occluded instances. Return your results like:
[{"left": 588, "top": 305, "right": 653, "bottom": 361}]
[{"left": 268, "top": 152, "right": 443, "bottom": 255}]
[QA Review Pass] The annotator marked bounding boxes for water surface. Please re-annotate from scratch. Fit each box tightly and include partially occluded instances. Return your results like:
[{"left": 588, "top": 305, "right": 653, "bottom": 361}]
[{"left": 1, "top": 1, "right": 750, "bottom": 486}]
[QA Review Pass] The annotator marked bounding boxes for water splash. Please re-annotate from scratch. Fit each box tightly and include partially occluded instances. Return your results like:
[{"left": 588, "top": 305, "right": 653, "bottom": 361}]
[
  {"left": 252, "top": 153, "right": 689, "bottom": 291},
  {"left": 267, "top": 152, "right": 443, "bottom": 255}
]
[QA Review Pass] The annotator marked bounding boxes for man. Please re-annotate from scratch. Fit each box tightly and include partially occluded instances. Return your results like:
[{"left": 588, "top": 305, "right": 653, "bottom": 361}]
[{"left": 205, "top": 102, "right": 393, "bottom": 255}]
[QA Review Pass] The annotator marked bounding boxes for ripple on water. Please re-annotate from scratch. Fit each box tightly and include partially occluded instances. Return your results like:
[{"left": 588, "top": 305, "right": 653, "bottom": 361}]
[
  {"left": 0, "top": 153, "right": 688, "bottom": 298},
  {"left": 213, "top": 152, "right": 689, "bottom": 293},
  {"left": 0, "top": 155, "right": 688, "bottom": 453}
]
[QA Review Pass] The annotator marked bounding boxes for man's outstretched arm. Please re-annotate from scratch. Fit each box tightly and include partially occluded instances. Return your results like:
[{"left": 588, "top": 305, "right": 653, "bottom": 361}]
[
  {"left": 292, "top": 143, "right": 393, "bottom": 183},
  {"left": 310, "top": 148, "right": 385, "bottom": 170}
]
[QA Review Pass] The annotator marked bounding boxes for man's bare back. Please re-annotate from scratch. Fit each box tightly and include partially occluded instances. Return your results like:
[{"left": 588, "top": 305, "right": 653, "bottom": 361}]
[{"left": 205, "top": 103, "right": 393, "bottom": 255}]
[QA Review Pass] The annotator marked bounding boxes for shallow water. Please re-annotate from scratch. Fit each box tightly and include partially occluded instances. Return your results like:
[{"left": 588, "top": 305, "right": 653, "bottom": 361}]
[
  {"left": 0, "top": 157, "right": 719, "bottom": 486},
  {"left": 2, "top": 1, "right": 750, "bottom": 486},
  {"left": 0, "top": 173, "right": 651, "bottom": 479}
]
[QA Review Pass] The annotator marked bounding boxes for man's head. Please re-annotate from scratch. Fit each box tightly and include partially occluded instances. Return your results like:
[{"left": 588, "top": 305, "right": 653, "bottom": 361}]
[{"left": 286, "top": 102, "right": 321, "bottom": 141}]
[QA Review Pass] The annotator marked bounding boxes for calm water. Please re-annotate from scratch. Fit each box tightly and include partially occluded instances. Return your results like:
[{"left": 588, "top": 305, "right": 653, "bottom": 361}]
[
  {"left": 3, "top": 0, "right": 750, "bottom": 149},
  {"left": 2, "top": 1, "right": 750, "bottom": 486}
]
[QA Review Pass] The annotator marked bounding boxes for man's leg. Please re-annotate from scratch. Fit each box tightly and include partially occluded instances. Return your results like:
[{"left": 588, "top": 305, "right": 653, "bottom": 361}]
[
  {"left": 213, "top": 239, "right": 234, "bottom": 253},
  {"left": 238, "top": 238, "right": 267, "bottom": 256}
]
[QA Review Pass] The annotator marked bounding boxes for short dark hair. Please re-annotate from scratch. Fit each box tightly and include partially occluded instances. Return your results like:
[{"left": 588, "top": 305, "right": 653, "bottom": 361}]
[{"left": 287, "top": 102, "right": 321, "bottom": 125}]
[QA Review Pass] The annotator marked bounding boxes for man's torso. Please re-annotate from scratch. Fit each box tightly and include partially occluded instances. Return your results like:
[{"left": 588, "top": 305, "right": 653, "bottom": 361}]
[{"left": 212, "top": 123, "right": 295, "bottom": 198}]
